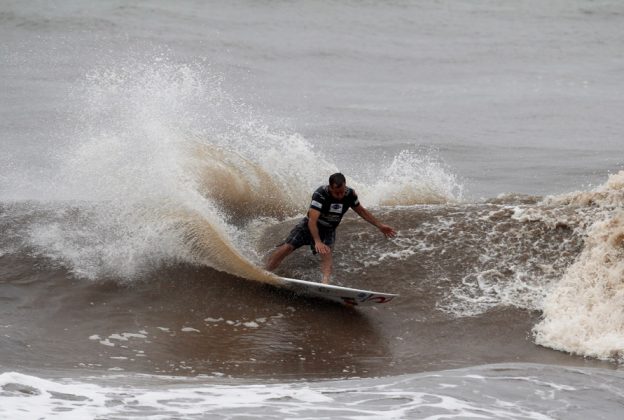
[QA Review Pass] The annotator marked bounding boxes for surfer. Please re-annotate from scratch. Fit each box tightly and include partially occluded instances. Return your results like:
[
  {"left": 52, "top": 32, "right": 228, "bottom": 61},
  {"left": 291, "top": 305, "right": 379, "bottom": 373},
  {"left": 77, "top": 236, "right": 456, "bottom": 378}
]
[{"left": 266, "top": 173, "right": 396, "bottom": 284}]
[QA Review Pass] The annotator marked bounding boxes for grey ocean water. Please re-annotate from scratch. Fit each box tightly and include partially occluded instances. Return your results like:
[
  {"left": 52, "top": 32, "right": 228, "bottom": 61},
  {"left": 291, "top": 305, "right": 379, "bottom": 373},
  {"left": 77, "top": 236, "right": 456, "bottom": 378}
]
[
  {"left": 3, "top": 0, "right": 623, "bottom": 199},
  {"left": 2, "top": 1, "right": 624, "bottom": 419}
]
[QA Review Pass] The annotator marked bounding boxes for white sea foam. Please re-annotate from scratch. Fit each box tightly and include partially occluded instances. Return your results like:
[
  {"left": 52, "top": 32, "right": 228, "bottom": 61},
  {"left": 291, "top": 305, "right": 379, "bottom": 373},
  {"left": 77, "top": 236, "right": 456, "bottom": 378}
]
[
  {"left": 204, "top": 317, "right": 224, "bottom": 323},
  {"left": 109, "top": 333, "right": 148, "bottom": 341},
  {"left": 1, "top": 364, "right": 622, "bottom": 419},
  {"left": 527, "top": 171, "right": 624, "bottom": 361},
  {"left": 181, "top": 327, "right": 200, "bottom": 333},
  {"left": 438, "top": 172, "right": 624, "bottom": 366},
  {"left": 203, "top": 316, "right": 269, "bottom": 329},
  {"left": 440, "top": 268, "right": 553, "bottom": 317},
  {"left": 533, "top": 210, "right": 624, "bottom": 361}
]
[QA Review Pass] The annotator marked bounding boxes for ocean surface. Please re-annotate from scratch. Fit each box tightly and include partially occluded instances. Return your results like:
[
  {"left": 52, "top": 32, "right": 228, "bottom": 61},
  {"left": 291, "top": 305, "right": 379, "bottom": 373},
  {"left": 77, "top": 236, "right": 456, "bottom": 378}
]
[{"left": 2, "top": 1, "right": 624, "bottom": 418}]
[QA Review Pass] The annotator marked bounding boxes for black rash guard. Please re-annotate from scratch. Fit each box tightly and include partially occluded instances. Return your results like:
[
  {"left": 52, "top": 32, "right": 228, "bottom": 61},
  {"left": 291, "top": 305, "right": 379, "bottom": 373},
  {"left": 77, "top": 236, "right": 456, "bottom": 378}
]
[{"left": 306, "top": 185, "right": 360, "bottom": 229}]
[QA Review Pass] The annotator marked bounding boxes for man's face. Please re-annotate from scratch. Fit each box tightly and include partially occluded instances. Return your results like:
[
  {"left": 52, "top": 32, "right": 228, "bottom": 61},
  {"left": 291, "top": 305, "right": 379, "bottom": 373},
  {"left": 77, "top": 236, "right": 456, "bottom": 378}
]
[{"left": 329, "top": 184, "right": 346, "bottom": 200}]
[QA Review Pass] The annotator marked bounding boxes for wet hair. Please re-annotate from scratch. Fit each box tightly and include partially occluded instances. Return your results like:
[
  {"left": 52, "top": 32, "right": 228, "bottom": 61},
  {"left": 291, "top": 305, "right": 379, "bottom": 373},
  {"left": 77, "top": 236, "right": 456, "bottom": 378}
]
[{"left": 329, "top": 173, "right": 346, "bottom": 188}]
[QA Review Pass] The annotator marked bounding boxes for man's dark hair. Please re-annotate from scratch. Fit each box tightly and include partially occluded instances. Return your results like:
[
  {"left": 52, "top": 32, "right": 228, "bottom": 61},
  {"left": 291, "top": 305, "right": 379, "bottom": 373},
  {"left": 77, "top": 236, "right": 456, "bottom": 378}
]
[{"left": 329, "top": 173, "right": 346, "bottom": 188}]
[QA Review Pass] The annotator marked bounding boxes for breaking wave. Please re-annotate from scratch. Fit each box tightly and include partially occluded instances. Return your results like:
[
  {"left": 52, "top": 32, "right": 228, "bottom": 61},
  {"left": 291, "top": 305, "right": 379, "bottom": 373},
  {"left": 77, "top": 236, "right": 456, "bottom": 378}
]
[
  {"left": 531, "top": 171, "right": 624, "bottom": 361},
  {"left": 0, "top": 54, "right": 461, "bottom": 282}
]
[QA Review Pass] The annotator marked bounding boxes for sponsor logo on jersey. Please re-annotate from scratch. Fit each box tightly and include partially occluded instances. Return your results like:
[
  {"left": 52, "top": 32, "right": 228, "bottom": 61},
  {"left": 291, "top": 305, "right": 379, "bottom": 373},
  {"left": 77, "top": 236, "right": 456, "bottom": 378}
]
[
  {"left": 329, "top": 203, "right": 343, "bottom": 213},
  {"left": 310, "top": 200, "right": 323, "bottom": 209}
]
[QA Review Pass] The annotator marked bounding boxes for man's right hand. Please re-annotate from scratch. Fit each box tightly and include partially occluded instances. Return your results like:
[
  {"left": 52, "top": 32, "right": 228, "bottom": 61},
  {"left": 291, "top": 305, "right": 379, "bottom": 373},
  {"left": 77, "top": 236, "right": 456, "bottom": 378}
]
[{"left": 315, "top": 241, "right": 331, "bottom": 255}]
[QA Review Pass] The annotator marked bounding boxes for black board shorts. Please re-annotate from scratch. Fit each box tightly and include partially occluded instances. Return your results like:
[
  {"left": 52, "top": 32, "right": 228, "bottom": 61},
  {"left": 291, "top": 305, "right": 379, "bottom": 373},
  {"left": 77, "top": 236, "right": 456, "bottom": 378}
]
[{"left": 283, "top": 218, "right": 336, "bottom": 253}]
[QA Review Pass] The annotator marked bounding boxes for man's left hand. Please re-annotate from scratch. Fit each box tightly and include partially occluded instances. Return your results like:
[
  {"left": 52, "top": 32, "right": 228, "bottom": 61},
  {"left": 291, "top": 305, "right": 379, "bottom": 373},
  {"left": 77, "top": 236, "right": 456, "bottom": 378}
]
[{"left": 379, "top": 224, "right": 397, "bottom": 238}]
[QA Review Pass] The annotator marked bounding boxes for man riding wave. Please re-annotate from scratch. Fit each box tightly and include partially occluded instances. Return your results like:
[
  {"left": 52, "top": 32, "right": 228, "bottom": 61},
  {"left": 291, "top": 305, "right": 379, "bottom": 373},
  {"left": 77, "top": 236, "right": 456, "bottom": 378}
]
[{"left": 266, "top": 173, "right": 396, "bottom": 284}]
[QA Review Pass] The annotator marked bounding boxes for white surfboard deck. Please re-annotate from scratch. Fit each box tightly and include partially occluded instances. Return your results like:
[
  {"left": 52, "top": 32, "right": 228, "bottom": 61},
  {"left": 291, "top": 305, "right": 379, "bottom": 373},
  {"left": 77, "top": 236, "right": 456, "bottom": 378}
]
[{"left": 275, "top": 276, "right": 397, "bottom": 306}]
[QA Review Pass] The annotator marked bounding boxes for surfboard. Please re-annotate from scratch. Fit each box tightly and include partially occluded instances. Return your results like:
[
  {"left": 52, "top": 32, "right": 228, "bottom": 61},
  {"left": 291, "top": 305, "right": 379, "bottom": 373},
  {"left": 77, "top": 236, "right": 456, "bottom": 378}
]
[{"left": 275, "top": 276, "right": 397, "bottom": 306}]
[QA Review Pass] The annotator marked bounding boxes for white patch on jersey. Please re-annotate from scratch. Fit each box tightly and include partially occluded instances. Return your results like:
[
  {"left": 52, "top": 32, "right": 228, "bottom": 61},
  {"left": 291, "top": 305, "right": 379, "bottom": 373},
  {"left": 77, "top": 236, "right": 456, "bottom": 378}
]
[
  {"left": 329, "top": 203, "right": 343, "bottom": 213},
  {"left": 310, "top": 200, "right": 323, "bottom": 209}
]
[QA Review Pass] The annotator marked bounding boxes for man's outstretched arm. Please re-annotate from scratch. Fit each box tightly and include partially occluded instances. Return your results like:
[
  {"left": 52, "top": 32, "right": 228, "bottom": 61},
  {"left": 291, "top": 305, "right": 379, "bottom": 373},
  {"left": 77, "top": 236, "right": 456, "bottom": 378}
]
[{"left": 353, "top": 205, "right": 397, "bottom": 238}]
